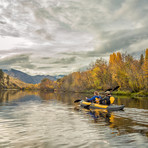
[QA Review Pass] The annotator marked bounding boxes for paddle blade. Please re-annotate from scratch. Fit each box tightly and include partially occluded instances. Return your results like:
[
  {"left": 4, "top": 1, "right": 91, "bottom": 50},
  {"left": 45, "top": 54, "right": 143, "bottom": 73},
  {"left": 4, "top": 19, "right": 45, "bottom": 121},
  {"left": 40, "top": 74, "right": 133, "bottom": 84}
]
[
  {"left": 105, "top": 88, "right": 112, "bottom": 92},
  {"left": 112, "top": 86, "right": 120, "bottom": 91},
  {"left": 74, "top": 99, "right": 82, "bottom": 103}
]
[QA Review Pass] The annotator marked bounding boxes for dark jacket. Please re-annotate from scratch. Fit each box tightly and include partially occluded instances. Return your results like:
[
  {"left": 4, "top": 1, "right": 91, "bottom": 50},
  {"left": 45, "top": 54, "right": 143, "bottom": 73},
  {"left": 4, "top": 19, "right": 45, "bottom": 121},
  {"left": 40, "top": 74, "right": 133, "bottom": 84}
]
[{"left": 100, "top": 96, "right": 111, "bottom": 105}]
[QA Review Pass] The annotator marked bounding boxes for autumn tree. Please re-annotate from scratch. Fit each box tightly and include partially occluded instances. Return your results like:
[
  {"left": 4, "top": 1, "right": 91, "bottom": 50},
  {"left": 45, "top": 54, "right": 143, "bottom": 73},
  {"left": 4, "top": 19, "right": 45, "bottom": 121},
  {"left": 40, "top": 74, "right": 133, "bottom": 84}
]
[
  {"left": 143, "top": 49, "right": 148, "bottom": 90},
  {"left": 116, "top": 52, "right": 123, "bottom": 64},
  {"left": 109, "top": 52, "right": 127, "bottom": 89},
  {"left": 56, "top": 50, "right": 148, "bottom": 93},
  {"left": 40, "top": 78, "right": 54, "bottom": 91},
  {"left": 92, "top": 59, "right": 111, "bottom": 89}
]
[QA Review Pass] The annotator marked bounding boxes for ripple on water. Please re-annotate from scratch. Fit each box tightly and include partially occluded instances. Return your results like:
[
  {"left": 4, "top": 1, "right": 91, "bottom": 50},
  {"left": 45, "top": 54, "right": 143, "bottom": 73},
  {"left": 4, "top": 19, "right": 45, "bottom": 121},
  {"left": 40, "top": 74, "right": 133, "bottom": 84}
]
[
  {"left": 114, "top": 108, "right": 148, "bottom": 125},
  {"left": 0, "top": 98, "right": 148, "bottom": 148}
]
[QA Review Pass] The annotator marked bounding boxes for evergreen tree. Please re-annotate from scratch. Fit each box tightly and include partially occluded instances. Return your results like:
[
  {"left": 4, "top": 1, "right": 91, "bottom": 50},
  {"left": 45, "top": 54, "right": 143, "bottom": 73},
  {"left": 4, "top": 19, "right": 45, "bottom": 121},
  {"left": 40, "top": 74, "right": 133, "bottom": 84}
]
[
  {"left": 139, "top": 54, "right": 144, "bottom": 66},
  {"left": 6, "top": 75, "right": 10, "bottom": 86}
]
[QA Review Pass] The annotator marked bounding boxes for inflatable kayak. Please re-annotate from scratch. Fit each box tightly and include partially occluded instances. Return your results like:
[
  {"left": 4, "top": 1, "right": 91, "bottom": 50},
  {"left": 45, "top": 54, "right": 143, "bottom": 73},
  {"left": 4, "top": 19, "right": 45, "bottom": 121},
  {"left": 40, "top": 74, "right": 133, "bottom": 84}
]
[{"left": 80, "top": 100, "right": 125, "bottom": 111}]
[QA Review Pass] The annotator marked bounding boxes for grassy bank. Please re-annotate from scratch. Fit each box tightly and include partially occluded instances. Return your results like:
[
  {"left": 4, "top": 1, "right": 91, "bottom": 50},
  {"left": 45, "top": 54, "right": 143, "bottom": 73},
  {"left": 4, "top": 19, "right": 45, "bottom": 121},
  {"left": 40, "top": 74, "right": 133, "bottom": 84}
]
[
  {"left": 112, "top": 90, "right": 148, "bottom": 97},
  {"left": 79, "top": 89, "right": 148, "bottom": 97},
  {"left": 112, "top": 90, "right": 131, "bottom": 96}
]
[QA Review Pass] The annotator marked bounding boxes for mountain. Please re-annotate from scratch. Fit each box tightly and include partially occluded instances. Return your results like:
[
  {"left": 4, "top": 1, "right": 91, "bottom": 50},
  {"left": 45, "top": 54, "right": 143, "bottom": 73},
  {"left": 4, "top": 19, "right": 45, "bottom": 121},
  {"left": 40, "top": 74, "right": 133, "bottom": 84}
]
[
  {"left": 3, "top": 69, "right": 65, "bottom": 84},
  {"left": 2, "top": 73, "right": 31, "bottom": 89}
]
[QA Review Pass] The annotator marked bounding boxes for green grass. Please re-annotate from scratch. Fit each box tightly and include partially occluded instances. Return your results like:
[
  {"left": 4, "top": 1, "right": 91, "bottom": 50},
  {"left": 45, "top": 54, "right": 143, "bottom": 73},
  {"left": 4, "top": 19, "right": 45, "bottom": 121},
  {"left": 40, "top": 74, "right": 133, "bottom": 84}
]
[
  {"left": 131, "top": 91, "right": 148, "bottom": 97},
  {"left": 112, "top": 90, "right": 148, "bottom": 97},
  {"left": 112, "top": 90, "right": 131, "bottom": 96},
  {"left": 83, "top": 89, "right": 96, "bottom": 94}
]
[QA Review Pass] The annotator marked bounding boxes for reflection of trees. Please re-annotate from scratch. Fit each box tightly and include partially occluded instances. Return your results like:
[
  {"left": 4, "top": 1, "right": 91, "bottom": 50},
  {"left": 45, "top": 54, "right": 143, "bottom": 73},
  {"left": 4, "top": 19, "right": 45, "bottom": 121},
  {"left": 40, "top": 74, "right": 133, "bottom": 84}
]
[
  {"left": 55, "top": 92, "right": 88, "bottom": 105},
  {"left": 0, "top": 90, "right": 39, "bottom": 104},
  {"left": 0, "top": 90, "right": 19, "bottom": 104},
  {"left": 110, "top": 114, "right": 148, "bottom": 137},
  {"left": 39, "top": 91, "right": 56, "bottom": 100},
  {"left": 0, "top": 91, "right": 5, "bottom": 103},
  {"left": 84, "top": 109, "right": 148, "bottom": 137},
  {"left": 115, "top": 97, "right": 148, "bottom": 109}
]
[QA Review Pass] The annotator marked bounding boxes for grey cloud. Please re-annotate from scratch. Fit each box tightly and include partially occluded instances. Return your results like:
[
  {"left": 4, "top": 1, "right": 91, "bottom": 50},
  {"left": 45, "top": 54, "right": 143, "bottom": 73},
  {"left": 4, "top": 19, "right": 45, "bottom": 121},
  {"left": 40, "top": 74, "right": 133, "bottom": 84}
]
[
  {"left": 0, "top": 54, "right": 36, "bottom": 69},
  {"left": 114, "top": 0, "right": 148, "bottom": 20},
  {"left": 41, "top": 57, "right": 51, "bottom": 60},
  {"left": 60, "top": 51, "right": 107, "bottom": 58},
  {"left": 61, "top": 65, "right": 69, "bottom": 68},
  {"left": 95, "top": 27, "right": 148, "bottom": 54},
  {"left": 52, "top": 57, "right": 76, "bottom": 64},
  {"left": 0, "top": 54, "right": 29, "bottom": 65},
  {"left": 36, "top": 66, "right": 53, "bottom": 70}
]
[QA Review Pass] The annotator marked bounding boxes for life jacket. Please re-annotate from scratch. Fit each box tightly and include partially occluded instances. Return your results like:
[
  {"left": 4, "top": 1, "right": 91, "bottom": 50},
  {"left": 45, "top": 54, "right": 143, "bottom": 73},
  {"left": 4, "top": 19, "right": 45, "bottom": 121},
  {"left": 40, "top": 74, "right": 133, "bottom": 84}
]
[
  {"left": 95, "top": 97, "right": 100, "bottom": 103},
  {"left": 103, "top": 96, "right": 115, "bottom": 105},
  {"left": 110, "top": 96, "right": 115, "bottom": 104}
]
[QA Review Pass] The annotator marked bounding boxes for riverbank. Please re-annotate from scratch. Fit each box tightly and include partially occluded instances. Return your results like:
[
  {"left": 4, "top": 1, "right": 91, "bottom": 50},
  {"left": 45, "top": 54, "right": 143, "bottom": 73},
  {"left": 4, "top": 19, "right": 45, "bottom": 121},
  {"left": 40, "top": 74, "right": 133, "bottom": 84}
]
[
  {"left": 1, "top": 88, "right": 148, "bottom": 97},
  {"left": 112, "top": 90, "right": 148, "bottom": 97},
  {"left": 80, "top": 89, "right": 148, "bottom": 97}
]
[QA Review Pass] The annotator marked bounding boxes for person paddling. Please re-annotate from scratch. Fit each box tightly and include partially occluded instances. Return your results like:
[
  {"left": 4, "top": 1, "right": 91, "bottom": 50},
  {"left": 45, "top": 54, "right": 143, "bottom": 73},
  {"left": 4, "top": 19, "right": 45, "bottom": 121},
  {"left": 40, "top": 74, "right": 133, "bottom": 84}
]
[
  {"left": 100, "top": 91, "right": 115, "bottom": 105},
  {"left": 86, "top": 91, "right": 102, "bottom": 103}
]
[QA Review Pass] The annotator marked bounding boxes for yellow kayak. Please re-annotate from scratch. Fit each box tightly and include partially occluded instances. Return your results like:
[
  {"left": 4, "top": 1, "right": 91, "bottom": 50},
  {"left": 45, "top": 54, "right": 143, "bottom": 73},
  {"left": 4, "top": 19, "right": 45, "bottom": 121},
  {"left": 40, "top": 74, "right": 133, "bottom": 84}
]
[{"left": 80, "top": 100, "right": 125, "bottom": 111}]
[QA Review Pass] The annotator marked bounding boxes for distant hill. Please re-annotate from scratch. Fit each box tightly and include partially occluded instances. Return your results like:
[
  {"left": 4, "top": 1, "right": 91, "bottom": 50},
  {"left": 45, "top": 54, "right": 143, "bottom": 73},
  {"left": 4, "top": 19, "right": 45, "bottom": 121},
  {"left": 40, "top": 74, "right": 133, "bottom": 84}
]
[
  {"left": 2, "top": 73, "right": 31, "bottom": 89},
  {"left": 3, "top": 69, "right": 65, "bottom": 84}
]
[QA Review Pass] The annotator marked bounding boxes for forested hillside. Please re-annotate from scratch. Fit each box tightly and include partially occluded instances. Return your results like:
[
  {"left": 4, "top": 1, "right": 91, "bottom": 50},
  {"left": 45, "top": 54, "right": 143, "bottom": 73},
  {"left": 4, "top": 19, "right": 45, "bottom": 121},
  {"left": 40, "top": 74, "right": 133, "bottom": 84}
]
[
  {"left": 56, "top": 49, "right": 148, "bottom": 93},
  {"left": 0, "top": 70, "right": 32, "bottom": 90}
]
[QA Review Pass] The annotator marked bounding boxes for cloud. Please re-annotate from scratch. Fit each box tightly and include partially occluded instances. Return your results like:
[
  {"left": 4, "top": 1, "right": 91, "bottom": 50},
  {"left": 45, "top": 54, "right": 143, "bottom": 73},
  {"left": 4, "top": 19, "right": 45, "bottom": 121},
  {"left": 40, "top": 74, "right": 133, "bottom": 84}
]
[
  {"left": 92, "top": 27, "right": 148, "bottom": 55},
  {"left": 0, "top": 0, "right": 148, "bottom": 75},
  {"left": 0, "top": 54, "right": 36, "bottom": 69},
  {"left": 52, "top": 57, "right": 76, "bottom": 64}
]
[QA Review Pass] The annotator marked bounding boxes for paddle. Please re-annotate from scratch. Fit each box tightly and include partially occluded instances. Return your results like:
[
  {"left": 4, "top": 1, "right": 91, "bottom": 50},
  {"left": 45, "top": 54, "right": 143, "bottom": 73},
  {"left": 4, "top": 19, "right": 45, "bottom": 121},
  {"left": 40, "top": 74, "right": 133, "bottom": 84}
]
[
  {"left": 74, "top": 99, "right": 82, "bottom": 103},
  {"left": 74, "top": 86, "right": 120, "bottom": 103},
  {"left": 112, "top": 85, "right": 120, "bottom": 91},
  {"left": 104, "top": 88, "right": 112, "bottom": 92},
  {"left": 104, "top": 86, "right": 119, "bottom": 92}
]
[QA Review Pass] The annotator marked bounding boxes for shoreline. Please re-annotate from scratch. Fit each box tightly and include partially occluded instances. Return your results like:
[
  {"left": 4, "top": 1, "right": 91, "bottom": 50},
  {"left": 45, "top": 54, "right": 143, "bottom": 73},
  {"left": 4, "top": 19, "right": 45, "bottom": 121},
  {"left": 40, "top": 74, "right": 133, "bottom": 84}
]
[
  {"left": 112, "top": 90, "right": 148, "bottom": 98},
  {"left": 1, "top": 88, "right": 148, "bottom": 97}
]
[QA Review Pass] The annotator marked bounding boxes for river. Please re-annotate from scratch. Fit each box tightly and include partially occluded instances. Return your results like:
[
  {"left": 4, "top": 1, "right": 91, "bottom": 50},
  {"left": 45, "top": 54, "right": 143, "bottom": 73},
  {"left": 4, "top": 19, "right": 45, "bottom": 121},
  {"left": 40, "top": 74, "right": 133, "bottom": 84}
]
[{"left": 0, "top": 90, "right": 148, "bottom": 148}]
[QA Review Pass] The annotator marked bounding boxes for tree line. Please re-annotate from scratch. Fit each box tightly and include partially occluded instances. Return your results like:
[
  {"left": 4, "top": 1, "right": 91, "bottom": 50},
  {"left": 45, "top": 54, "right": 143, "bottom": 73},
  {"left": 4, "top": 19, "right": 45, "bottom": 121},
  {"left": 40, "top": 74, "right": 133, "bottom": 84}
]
[
  {"left": 55, "top": 49, "right": 148, "bottom": 93},
  {"left": 1, "top": 49, "right": 147, "bottom": 93}
]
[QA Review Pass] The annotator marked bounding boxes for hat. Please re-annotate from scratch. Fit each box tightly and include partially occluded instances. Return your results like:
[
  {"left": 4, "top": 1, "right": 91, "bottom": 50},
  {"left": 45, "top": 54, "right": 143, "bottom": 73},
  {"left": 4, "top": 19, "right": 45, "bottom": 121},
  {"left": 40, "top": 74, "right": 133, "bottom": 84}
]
[{"left": 105, "top": 91, "right": 111, "bottom": 95}]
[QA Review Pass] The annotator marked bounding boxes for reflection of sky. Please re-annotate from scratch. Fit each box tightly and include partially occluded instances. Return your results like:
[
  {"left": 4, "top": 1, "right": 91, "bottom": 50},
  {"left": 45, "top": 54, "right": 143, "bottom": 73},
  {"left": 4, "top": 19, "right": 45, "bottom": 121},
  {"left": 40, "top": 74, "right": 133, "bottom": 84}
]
[{"left": 0, "top": 0, "right": 148, "bottom": 75}]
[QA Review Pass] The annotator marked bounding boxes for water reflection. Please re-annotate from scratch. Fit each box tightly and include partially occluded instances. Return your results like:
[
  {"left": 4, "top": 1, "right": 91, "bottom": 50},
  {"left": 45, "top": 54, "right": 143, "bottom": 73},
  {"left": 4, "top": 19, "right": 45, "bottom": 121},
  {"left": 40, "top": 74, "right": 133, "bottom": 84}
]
[
  {"left": 115, "top": 96, "right": 148, "bottom": 109},
  {"left": 82, "top": 108, "right": 113, "bottom": 124},
  {"left": 0, "top": 90, "right": 36, "bottom": 102},
  {"left": 1, "top": 90, "right": 148, "bottom": 109},
  {"left": 0, "top": 90, "right": 148, "bottom": 142},
  {"left": 74, "top": 107, "right": 148, "bottom": 138}
]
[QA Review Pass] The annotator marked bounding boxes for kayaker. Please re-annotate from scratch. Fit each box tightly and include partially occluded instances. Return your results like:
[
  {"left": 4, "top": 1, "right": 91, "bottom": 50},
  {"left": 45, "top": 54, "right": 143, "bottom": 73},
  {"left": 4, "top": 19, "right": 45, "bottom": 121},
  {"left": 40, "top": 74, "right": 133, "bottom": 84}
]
[
  {"left": 86, "top": 91, "right": 102, "bottom": 103},
  {"left": 100, "top": 91, "right": 115, "bottom": 105}
]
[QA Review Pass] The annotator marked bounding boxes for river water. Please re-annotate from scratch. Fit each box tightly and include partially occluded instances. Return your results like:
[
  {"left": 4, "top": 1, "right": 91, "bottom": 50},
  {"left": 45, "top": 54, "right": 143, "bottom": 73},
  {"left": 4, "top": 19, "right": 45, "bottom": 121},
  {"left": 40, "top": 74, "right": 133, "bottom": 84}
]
[{"left": 0, "top": 90, "right": 148, "bottom": 148}]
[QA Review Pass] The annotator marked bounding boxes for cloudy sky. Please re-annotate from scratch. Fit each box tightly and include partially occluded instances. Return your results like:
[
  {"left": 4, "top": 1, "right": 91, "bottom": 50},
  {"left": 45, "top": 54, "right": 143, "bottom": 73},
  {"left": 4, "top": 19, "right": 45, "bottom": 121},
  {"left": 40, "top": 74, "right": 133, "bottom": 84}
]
[{"left": 0, "top": 0, "right": 148, "bottom": 75}]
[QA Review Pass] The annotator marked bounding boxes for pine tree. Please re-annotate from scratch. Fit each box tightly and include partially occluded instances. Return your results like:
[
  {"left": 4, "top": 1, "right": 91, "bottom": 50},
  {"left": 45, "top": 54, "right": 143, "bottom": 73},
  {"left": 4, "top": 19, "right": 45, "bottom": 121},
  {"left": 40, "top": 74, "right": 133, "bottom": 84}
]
[
  {"left": 139, "top": 54, "right": 144, "bottom": 66},
  {"left": 6, "top": 75, "right": 10, "bottom": 86}
]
